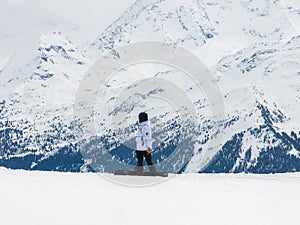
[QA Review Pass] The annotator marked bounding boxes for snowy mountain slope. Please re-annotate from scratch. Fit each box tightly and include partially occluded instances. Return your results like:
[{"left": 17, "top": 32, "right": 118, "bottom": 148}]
[
  {"left": 86, "top": 55, "right": 237, "bottom": 174},
  {"left": 0, "top": 32, "right": 90, "bottom": 171},
  {"left": 280, "top": 0, "right": 300, "bottom": 33},
  {"left": 186, "top": 35, "right": 300, "bottom": 173},
  {"left": 217, "top": 36, "right": 300, "bottom": 129},
  {"left": 88, "top": 0, "right": 298, "bottom": 65},
  {"left": 83, "top": 0, "right": 300, "bottom": 173},
  {"left": 195, "top": 0, "right": 299, "bottom": 66},
  {"left": 3, "top": 32, "right": 90, "bottom": 129},
  {"left": 88, "top": 0, "right": 217, "bottom": 58},
  {"left": 0, "top": 0, "right": 300, "bottom": 173}
]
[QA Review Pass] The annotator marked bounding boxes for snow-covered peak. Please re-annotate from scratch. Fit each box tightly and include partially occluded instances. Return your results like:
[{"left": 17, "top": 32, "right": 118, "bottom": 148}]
[
  {"left": 89, "top": 0, "right": 216, "bottom": 58},
  {"left": 39, "top": 32, "right": 85, "bottom": 62},
  {"left": 2, "top": 32, "right": 91, "bottom": 136},
  {"left": 32, "top": 32, "right": 88, "bottom": 80},
  {"left": 194, "top": 0, "right": 298, "bottom": 67},
  {"left": 215, "top": 35, "right": 300, "bottom": 128}
]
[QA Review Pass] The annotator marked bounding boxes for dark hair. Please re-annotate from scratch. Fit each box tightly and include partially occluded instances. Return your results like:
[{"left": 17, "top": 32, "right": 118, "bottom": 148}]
[{"left": 138, "top": 112, "right": 148, "bottom": 123}]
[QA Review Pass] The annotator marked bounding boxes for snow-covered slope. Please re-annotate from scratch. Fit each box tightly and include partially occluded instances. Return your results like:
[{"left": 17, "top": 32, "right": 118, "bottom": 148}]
[
  {"left": 186, "top": 35, "right": 300, "bottom": 173},
  {"left": 0, "top": 0, "right": 300, "bottom": 173},
  {"left": 88, "top": 0, "right": 216, "bottom": 58},
  {"left": 84, "top": 0, "right": 300, "bottom": 173},
  {"left": 0, "top": 32, "right": 90, "bottom": 171},
  {"left": 0, "top": 168, "right": 300, "bottom": 225}
]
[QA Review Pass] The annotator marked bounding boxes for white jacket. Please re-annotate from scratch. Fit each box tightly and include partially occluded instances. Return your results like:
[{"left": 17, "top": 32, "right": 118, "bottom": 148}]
[{"left": 135, "top": 121, "right": 152, "bottom": 151}]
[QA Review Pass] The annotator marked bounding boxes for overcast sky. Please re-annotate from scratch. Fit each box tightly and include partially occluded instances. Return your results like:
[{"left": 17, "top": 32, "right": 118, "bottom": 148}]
[{"left": 0, "top": 0, "right": 135, "bottom": 68}]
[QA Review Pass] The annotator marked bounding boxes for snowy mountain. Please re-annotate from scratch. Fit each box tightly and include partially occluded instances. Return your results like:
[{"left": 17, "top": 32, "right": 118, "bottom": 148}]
[
  {"left": 0, "top": 32, "right": 90, "bottom": 171},
  {"left": 186, "top": 35, "right": 300, "bottom": 173},
  {"left": 88, "top": 0, "right": 216, "bottom": 58},
  {"left": 1, "top": 0, "right": 300, "bottom": 173}
]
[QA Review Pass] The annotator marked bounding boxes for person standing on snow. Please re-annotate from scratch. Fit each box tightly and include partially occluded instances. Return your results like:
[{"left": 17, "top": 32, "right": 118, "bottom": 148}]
[{"left": 135, "top": 112, "right": 156, "bottom": 173}]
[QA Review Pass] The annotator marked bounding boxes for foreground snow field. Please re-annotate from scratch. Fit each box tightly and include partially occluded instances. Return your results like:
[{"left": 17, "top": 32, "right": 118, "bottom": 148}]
[{"left": 0, "top": 168, "right": 299, "bottom": 225}]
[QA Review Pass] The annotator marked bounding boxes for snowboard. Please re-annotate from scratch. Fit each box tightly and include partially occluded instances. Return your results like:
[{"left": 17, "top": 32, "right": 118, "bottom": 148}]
[{"left": 114, "top": 169, "right": 168, "bottom": 177}]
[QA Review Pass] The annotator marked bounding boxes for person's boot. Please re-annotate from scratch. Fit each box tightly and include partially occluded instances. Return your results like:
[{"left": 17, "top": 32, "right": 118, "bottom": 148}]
[
  {"left": 134, "top": 166, "right": 144, "bottom": 174},
  {"left": 149, "top": 165, "right": 156, "bottom": 173}
]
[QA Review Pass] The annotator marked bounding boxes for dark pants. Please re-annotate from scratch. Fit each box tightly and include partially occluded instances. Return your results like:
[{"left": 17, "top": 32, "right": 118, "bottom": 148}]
[{"left": 135, "top": 151, "right": 156, "bottom": 172}]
